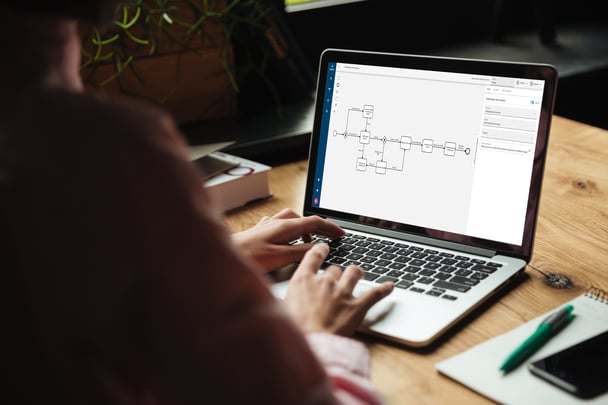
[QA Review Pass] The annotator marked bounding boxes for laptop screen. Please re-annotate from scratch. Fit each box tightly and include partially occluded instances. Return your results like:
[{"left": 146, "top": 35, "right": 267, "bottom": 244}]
[{"left": 305, "top": 49, "right": 557, "bottom": 260}]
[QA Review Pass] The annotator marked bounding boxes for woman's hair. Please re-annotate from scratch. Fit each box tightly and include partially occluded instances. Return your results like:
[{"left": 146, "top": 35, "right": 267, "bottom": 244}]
[{"left": 0, "top": 0, "right": 122, "bottom": 25}]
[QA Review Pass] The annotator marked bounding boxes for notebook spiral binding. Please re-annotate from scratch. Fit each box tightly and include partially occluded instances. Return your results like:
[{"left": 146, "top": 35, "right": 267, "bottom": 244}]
[{"left": 585, "top": 286, "right": 608, "bottom": 303}]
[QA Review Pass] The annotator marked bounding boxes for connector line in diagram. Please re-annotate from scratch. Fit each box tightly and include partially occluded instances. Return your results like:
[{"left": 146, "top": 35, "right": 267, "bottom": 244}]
[{"left": 332, "top": 105, "right": 471, "bottom": 174}]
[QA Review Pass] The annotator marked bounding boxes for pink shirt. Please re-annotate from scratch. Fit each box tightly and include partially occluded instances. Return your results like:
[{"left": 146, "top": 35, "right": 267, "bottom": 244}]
[{"left": 308, "top": 333, "right": 384, "bottom": 405}]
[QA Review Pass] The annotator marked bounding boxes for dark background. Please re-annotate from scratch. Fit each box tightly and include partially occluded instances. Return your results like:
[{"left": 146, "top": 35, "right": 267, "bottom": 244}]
[
  {"left": 183, "top": 0, "right": 608, "bottom": 164},
  {"left": 280, "top": 0, "right": 608, "bottom": 127}
]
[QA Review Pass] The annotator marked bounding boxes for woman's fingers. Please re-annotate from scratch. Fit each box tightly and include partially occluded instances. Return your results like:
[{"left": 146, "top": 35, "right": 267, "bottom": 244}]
[
  {"left": 339, "top": 265, "right": 364, "bottom": 292},
  {"left": 294, "top": 243, "right": 329, "bottom": 276}
]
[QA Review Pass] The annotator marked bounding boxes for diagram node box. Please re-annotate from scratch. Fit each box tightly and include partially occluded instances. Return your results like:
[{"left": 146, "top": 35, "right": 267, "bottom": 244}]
[
  {"left": 360, "top": 131, "right": 371, "bottom": 144},
  {"left": 444, "top": 141, "right": 456, "bottom": 156},
  {"left": 400, "top": 136, "right": 412, "bottom": 150},
  {"left": 422, "top": 139, "right": 433, "bottom": 153}
]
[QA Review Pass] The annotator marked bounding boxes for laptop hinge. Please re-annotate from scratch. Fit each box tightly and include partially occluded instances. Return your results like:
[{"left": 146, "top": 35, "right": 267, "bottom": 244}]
[{"left": 332, "top": 219, "right": 497, "bottom": 258}]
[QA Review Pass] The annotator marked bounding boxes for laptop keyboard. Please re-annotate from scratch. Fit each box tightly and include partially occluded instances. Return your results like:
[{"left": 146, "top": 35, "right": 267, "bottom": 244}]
[{"left": 308, "top": 232, "right": 503, "bottom": 301}]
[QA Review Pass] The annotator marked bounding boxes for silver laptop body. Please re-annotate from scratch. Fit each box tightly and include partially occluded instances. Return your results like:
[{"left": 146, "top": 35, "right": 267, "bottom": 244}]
[{"left": 272, "top": 49, "right": 557, "bottom": 348}]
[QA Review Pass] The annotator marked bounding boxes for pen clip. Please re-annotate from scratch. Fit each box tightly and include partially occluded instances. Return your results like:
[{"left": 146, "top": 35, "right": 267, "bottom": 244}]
[{"left": 540, "top": 304, "right": 574, "bottom": 332}]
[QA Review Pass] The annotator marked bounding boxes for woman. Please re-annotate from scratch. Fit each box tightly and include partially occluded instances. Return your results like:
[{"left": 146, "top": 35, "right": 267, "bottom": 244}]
[{"left": 0, "top": 1, "right": 394, "bottom": 403}]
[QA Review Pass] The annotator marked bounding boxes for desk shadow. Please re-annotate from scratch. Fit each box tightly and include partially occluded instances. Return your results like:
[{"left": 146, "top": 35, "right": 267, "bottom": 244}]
[{"left": 356, "top": 270, "right": 531, "bottom": 354}]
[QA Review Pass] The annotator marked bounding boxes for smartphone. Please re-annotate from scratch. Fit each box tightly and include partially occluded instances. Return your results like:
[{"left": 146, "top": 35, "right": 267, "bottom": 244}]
[
  {"left": 528, "top": 330, "right": 608, "bottom": 399},
  {"left": 193, "top": 152, "right": 241, "bottom": 181}
]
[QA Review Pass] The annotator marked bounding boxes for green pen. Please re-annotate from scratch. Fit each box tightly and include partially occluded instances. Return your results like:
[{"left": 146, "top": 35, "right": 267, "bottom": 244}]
[{"left": 499, "top": 304, "right": 575, "bottom": 374}]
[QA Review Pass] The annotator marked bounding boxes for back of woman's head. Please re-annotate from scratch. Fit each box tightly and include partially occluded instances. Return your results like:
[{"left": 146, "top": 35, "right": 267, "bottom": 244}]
[{"left": 0, "top": 0, "right": 122, "bottom": 25}]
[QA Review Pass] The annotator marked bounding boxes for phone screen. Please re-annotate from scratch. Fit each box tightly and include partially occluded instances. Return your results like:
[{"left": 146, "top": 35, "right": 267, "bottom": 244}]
[{"left": 528, "top": 330, "right": 608, "bottom": 399}]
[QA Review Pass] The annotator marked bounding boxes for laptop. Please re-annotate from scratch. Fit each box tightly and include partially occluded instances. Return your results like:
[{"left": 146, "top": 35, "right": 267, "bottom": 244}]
[{"left": 271, "top": 48, "right": 558, "bottom": 347}]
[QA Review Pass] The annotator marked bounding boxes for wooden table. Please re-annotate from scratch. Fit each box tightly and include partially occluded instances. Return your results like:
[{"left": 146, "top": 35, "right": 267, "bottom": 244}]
[{"left": 223, "top": 116, "right": 608, "bottom": 404}]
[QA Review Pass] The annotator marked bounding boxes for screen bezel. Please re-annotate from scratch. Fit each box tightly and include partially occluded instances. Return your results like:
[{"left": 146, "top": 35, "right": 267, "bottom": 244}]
[{"left": 303, "top": 48, "right": 558, "bottom": 260}]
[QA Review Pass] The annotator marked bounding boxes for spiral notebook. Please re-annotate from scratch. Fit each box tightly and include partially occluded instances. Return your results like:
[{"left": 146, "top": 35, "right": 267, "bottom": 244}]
[{"left": 435, "top": 287, "right": 608, "bottom": 404}]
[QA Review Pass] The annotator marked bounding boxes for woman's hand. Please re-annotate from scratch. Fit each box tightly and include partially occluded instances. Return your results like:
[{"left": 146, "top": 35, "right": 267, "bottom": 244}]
[
  {"left": 232, "top": 208, "right": 345, "bottom": 272},
  {"left": 283, "top": 243, "right": 394, "bottom": 337}
]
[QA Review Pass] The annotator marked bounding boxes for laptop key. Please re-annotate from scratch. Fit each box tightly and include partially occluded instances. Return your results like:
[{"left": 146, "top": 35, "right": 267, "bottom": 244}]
[
  {"left": 434, "top": 272, "right": 451, "bottom": 280},
  {"left": 359, "top": 256, "right": 377, "bottom": 264},
  {"left": 471, "top": 272, "right": 489, "bottom": 280},
  {"left": 427, "top": 255, "right": 443, "bottom": 262},
  {"left": 366, "top": 250, "right": 383, "bottom": 257},
  {"left": 328, "top": 257, "right": 347, "bottom": 265},
  {"left": 333, "top": 249, "right": 349, "bottom": 257},
  {"left": 439, "top": 265, "right": 457, "bottom": 273},
  {"left": 345, "top": 253, "right": 364, "bottom": 261},
  {"left": 450, "top": 275, "right": 479, "bottom": 287},
  {"left": 418, "top": 277, "right": 435, "bottom": 284},
  {"left": 411, "top": 252, "right": 428, "bottom": 259},
  {"left": 433, "top": 280, "right": 471, "bottom": 293},
  {"left": 426, "top": 288, "right": 444, "bottom": 297},
  {"left": 363, "top": 271, "right": 380, "bottom": 281},
  {"left": 376, "top": 276, "right": 398, "bottom": 283},
  {"left": 396, "top": 280, "right": 413, "bottom": 289},
  {"left": 394, "top": 256, "right": 412, "bottom": 264},
  {"left": 471, "top": 264, "right": 498, "bottom": 273},
  {"left": 387, "top": 270, "right": 404, "bottom": 278},
  {"left": 419, "top": 269, "right": 436, "bottom": 277},
  {"left": 388, "top": 262, "right": 406, "bottom": 270},
  {"left": 423, "top": 262, "right": 441, "bottom": 270},
  {"left": 371, "top": 266, "right": 390, "bottom": 274},
  {"left": 328, "top": 239, "right": 342, "bottom": 247}
]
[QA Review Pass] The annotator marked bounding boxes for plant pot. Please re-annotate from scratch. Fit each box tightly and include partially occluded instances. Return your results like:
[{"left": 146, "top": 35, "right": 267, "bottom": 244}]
[
  {"left": 81, "top": 48, "right": 238, "bottom": 124},
  {"left": 80, "top": 0, "right": 238, "bottom": 124}
]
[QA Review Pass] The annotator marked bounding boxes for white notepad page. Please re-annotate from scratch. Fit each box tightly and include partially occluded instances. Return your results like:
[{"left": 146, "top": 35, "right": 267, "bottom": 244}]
[{"left": 435, "top": 289, "right": 608, "bottom": 405}]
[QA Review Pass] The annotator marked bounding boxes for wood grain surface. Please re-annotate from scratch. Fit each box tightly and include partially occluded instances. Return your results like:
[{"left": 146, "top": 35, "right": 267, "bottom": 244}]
[{"left": 223, "top": 116, "right": 608, "bottom": 404}]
